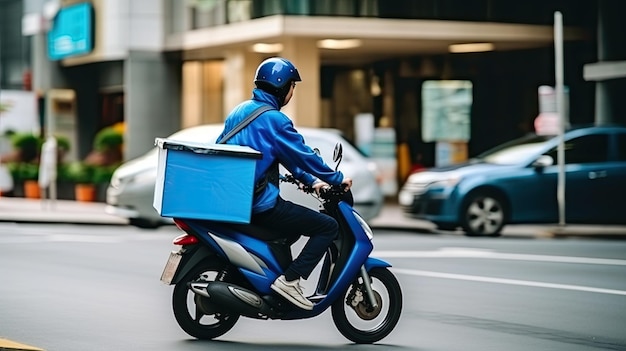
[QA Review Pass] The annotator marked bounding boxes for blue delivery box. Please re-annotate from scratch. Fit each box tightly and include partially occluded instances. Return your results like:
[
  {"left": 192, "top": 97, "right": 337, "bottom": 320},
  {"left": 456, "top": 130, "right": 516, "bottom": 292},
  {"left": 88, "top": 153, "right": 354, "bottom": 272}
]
[{"left": 153, "top": 138, "right": 262, "bottom": 223}]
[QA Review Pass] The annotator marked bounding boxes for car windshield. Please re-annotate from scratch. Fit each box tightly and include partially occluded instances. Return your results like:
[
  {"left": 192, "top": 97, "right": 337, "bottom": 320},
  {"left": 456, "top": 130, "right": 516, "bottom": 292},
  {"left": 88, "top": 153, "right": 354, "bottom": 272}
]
[{"left": 476, "top": 134, "right": 553, "bottom": 165}]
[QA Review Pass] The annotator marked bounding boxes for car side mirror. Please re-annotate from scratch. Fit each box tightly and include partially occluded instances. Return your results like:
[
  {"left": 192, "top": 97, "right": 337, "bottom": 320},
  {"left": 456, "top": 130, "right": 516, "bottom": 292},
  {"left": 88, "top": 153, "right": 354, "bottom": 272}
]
[{"left": 532, "top": 155, "right": 554, "bottom": 168}]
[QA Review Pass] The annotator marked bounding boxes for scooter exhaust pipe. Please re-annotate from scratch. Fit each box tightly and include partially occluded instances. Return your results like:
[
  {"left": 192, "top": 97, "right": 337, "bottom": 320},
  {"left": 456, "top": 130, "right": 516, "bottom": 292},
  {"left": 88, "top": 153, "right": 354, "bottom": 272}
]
[{"left": 189, "top": 281, "right": 273, "bottom": 318}]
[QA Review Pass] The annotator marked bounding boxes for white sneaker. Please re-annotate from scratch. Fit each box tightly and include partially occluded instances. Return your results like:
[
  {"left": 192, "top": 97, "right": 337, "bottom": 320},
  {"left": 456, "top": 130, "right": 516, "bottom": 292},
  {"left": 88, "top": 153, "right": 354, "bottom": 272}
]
[{"left": 271, "top": 275, "right": 314, "bottom": 310}]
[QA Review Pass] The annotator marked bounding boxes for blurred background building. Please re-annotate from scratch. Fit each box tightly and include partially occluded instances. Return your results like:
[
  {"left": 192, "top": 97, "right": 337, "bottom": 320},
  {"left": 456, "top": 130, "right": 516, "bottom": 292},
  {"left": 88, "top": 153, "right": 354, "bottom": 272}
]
[{"left": 1, "top": 0, "right": 624, "bottom": 181}]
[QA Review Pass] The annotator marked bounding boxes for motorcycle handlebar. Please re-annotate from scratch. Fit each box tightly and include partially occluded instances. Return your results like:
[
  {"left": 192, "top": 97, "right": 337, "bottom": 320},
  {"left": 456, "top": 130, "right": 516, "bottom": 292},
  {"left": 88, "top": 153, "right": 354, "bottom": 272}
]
[{"left": 280, "top": 174, "right": 351, "bottom": 202}]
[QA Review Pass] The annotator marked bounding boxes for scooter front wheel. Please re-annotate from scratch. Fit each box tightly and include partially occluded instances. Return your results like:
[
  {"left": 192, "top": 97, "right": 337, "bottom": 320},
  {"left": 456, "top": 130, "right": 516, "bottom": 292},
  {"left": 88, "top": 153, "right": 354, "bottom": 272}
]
[
  {"left": 172, "top": 260, "right": 240, "bottom": 339},
  {"left": 331, "top": 267, "right": 402, "bottom": 344}
]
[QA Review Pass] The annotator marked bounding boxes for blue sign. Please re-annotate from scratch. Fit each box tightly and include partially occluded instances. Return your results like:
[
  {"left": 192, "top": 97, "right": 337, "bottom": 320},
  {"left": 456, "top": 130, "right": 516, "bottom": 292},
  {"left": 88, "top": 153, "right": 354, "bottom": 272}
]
[{"left": 47, "top": 3, "right": 94, "bottom": 60}]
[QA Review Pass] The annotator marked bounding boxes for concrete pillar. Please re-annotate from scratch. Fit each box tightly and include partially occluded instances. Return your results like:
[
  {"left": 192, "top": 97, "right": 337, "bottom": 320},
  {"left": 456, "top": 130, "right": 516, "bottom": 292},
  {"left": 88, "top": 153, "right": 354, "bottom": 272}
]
[
  {"left": 182, "top": 60, "right": 226, "bottom": 127},
  {"left": 30, "top": 31, "right": 68, "bottom": 97},
  {"left": 125, "top": 51, "right": 181, "bottom": 160},
  {"left": 223, "top": 49, "right": 263, "bottom": 115},
  {"left": 593, "top": 0, "right": 626, "bottom": 125},
  {"left": 280, "top": 38, "right": 321, "bottom": 127},
  {"left": 595, "top": 82, "right": 611, "bottom": 125},
  {"left": 181, "top": 61, "right": 203, "bottom": 128},
  {"left": 221, "top": 42, "right": 320, "bottom": 126},
  {"left": 595, "top": 1, "right": 611, "bottom": 125}
]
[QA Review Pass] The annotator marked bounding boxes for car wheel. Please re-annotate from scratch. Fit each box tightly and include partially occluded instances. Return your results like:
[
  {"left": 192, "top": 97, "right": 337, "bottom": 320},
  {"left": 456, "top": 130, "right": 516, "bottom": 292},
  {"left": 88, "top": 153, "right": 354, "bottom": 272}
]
[
  {"left": 461, "top": 193, "right": 505, "bottom": 237},
  {"left": 129, "top": 218, "right": 161, "bottom": 229}
]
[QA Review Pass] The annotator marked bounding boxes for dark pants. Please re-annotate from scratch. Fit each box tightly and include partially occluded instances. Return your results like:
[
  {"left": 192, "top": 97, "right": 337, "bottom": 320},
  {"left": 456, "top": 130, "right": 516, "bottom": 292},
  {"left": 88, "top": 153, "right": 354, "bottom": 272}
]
[{"left": 251, "top": 197, "right": 338, "bottom": 281}]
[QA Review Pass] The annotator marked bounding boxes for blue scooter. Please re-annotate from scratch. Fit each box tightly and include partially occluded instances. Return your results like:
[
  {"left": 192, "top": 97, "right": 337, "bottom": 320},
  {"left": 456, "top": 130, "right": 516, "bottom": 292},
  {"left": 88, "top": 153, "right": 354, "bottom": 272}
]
[{"left": 159, "top": 143, "right": 402, "bottom": 344}]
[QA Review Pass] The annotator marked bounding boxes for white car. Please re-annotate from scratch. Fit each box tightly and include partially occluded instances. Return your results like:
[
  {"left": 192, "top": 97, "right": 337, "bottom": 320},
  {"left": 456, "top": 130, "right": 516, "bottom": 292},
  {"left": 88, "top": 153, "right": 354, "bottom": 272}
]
[{"left": 106, "top": 124, "right": 384, "bottom": 228}]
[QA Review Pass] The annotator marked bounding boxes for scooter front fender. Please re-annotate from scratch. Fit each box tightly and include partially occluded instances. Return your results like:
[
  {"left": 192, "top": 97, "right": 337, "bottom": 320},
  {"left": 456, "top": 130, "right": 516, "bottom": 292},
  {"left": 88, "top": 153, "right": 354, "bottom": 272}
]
[{"left": 364, "top": 256, "right": 392, "bottom": 271}]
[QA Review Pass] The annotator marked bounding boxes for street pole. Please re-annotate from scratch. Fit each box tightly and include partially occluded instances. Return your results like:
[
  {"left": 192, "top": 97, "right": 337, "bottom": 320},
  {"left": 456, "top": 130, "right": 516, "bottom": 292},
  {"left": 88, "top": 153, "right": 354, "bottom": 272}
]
[{"left": 554, "top": 11, "right": 566, "bottom": 227}]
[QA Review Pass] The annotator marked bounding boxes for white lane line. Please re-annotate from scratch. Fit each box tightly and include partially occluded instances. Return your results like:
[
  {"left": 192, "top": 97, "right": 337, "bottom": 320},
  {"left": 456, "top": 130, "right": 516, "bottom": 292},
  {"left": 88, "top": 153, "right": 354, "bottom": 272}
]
[
  {"left": 47, "top": 234, "right": 123, "bottom": 243},
  {"left": 374, "top": 248, "right": 626, "bottom": 266},
  {"left": 393, "top": 268, "right": 626, "bottom": 296}
]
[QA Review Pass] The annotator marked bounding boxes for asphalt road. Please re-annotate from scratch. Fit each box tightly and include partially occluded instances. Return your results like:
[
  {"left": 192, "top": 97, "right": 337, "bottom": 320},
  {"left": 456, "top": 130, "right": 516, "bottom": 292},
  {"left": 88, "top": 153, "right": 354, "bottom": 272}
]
[{"left": 0, "top": 223, "right": 625, "bottom": 351}]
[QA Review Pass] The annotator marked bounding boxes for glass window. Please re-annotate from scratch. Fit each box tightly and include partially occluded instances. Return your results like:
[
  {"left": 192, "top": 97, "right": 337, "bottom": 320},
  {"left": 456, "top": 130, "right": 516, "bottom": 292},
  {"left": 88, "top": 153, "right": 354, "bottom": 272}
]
[
  {"left": 545, "top": 134, "right": 609, "bottom": 164},
  {"left": 314, "top": 0, "right": 355, "bottom": 16},
  {"left": 478, "top": 134, "right": 551, "bottom": 165},
  {"left": 252, "top": 0, "right": 282, "bottom": 17},
  {"left": 190, "top": 0, "right": 227, "bottom": 29},
  {"left": 228, "top": 0, "right": 252, "bottom": 23}
]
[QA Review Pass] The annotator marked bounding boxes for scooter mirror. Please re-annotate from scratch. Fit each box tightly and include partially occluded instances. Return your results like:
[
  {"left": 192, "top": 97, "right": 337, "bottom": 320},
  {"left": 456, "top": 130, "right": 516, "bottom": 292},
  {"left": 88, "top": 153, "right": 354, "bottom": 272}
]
[
  {"left": 333, "top": 143, "right": 343, "bottom": 171},
  {"left": 313, "top": 148, "right": 321, "bottom": 156}
]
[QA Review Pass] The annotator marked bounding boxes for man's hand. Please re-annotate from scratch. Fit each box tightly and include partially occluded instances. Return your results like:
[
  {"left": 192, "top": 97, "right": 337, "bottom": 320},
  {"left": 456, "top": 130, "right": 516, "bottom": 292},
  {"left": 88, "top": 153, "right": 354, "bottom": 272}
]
[
  {"left": 311, "top": 178, "right": 352, "bottom": 194},
  {"left": 312, "top": 181, "right": 329, "bottom": 194},
  {"left": 341, "top": 177, "right": 353, "bottom": 192}
]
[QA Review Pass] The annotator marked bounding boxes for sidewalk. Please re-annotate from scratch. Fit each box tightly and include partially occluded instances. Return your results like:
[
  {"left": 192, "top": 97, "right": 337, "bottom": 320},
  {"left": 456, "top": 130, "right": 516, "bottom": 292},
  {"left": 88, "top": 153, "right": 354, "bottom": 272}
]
[
  {"left": 0, "top": 197, "right": 128, "bottom": 225},
  {"left": 1, "top": 196, "right": 626, "bottom": 239}
]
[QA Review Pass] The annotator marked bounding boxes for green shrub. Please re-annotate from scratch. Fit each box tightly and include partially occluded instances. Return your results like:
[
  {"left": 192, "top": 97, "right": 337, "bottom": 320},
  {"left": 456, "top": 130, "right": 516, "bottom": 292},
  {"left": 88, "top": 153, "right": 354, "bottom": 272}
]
[
  {"left": 92, "top": 164, "right": 118, "bottom": 184},
  {"left": 55, "top": 135, "right": 71, "bottom": 153},
  {"left": 66, "top": 161, "right": 94, "bottom": 184},
  {"left": 7, "top": 162, "right": 39, "bottom": 181},
  {"left": 56, "top": 163, "right": 72, "bottom": 182},
  {"left": 10, "top": 133, "right": 42, "bottom": 163},
  {"left": 93, "top": 127, "right": 123, "bottom": 152}
]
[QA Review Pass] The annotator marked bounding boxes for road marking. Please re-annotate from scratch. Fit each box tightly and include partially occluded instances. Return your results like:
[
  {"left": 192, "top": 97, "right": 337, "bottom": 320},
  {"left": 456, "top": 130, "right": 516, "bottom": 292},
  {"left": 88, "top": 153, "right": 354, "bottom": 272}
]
[
  {"left": 0, "top": 338, "right": 44, "bottom": 351},
  {"left": 374, "top": 248, "right": 626, "bottom": 266},
  {"left": 47, "top": 234, "right": 123, "bottom": 243},
  {"left": 393, "top": 268, "right": 626, "bottom": 296}
]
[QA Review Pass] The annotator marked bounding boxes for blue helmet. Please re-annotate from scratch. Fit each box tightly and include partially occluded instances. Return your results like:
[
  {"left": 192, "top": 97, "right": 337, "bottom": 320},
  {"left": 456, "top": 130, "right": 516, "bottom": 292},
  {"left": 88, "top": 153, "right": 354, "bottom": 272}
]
[
  {"left": 254, "top": 57, "right": 302, "bottom": 89},
  {"left": 254, "top": 57, "right": 301, "bottom": 105}
]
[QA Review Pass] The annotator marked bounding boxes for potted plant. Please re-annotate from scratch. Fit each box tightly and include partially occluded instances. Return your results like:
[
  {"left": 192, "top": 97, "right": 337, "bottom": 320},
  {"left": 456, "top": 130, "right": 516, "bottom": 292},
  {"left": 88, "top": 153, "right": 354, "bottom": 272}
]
[
  {"left": 7, "top": 161, "right": 40, "bottom": 198},
  {"left": 2, "top": 132, "right": 43, "bottom": 198},
  {"left": 7, "top": 132, "right": 40, "bottom": 197},
  {"left": 66, "top": 161, "right": 96, "bottom": 202}
]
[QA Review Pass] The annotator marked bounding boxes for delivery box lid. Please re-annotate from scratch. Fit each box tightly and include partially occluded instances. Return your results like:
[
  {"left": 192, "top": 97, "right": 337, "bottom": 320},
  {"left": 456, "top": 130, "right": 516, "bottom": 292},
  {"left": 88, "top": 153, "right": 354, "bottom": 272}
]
[{"left": 155, "top": 137, "right": 262, "bottom": 159}]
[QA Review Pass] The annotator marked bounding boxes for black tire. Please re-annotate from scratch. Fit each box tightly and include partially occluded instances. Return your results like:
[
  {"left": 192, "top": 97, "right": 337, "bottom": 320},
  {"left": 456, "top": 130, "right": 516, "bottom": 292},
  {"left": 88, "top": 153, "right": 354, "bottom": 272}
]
[
  {"left": 331, "top": 268, "right": 402, "bottom": 344},
  {"left": 460, "top": 192, "right": 505, "bottom": 237},
  {"left": 172, "top": 261, "right": 240, "bottom": 340}
]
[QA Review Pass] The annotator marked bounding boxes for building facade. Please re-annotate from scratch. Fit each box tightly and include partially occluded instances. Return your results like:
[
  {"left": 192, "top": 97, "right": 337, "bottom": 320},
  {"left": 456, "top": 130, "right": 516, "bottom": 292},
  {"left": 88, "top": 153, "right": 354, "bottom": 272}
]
[{"left": 2, "top": 0, "right": 625, "bottom": 181}]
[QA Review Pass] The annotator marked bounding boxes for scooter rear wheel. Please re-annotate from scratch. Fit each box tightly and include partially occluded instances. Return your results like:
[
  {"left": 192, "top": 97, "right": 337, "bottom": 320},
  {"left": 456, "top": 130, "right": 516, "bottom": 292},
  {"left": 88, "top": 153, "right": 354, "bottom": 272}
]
[
  {"left": 331, "top": 267, "right": 402, "bottom": 344},
  {"left": 172, "top": 260, "right": 240, "bottom": 339}
]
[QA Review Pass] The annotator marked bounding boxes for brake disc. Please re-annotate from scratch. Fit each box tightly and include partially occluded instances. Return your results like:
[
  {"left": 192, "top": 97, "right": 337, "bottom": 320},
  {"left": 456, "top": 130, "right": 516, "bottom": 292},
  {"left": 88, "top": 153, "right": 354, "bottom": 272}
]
[{"left": 353, "top": 290, "right": 382, "bottom": 320}]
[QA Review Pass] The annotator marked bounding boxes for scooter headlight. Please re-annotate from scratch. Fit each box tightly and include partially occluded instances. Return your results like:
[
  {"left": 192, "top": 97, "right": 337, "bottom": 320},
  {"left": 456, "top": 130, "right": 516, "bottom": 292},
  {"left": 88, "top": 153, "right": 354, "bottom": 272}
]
[{"left": 353, "top": 211, "right": 374, "bottom": 240}]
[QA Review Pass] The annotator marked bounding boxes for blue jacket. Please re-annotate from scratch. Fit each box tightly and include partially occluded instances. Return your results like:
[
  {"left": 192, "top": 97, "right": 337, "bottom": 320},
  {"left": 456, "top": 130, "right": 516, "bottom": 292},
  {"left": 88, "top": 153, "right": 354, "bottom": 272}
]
[{"left": 217, "top": 89, "right": 344, "bottom": 213}]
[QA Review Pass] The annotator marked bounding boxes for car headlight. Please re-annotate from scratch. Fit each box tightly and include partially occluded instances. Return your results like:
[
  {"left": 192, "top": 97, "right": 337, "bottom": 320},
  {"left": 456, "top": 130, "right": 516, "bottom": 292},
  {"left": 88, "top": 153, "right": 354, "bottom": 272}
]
[{"left": 402, "top": 172, "right": 462, "bottom": 194}]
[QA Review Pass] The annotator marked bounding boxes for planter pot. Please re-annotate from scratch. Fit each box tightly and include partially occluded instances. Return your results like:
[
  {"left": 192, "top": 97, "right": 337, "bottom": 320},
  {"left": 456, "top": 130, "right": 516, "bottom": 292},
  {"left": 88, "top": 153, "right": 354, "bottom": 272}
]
[
  {"left": 75, "top": 184, "right": 97, "bottom": 202},
  {"left": 23, "top": 180, "right": 41, "bottom": 199}
]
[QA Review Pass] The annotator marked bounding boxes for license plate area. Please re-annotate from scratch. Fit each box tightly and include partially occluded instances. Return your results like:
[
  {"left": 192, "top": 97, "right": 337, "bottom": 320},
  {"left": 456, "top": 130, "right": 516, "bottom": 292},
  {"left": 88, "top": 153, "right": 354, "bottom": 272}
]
[{"left": 160, "top": 251, "right": 183, "bottom": 285}]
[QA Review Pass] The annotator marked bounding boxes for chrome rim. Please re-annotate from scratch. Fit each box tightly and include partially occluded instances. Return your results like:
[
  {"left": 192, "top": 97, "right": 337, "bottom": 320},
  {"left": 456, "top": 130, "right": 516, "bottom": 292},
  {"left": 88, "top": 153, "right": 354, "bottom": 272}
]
[{"left": 466, "top": 196, "right": 504, "bottom": 235}]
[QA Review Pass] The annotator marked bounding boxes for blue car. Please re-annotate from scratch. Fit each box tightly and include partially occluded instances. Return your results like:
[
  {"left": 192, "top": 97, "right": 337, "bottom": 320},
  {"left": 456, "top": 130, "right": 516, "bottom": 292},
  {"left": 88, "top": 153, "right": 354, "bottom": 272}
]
[{"left": 398, "top": 125, "right": 626, "bottom": 236}]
